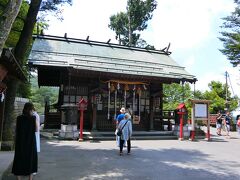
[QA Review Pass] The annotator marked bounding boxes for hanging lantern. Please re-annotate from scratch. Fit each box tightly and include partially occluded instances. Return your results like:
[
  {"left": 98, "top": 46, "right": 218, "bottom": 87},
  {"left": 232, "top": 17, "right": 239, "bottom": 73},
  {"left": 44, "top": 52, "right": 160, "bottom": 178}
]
[{"left": 110, "top": 83, "right": 115, "bottom": 92}]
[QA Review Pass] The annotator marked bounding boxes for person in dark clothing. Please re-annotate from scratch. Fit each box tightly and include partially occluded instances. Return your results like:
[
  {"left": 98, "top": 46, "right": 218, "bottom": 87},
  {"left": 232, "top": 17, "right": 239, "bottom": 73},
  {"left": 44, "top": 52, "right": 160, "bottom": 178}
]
[
  {"left": 12, "top": 102, "right": 38, "bottom": 180},
  {"left": 216, "top": 111, "right": 223, "bottom": 135},
  {"left": 224, "top": 111, "right": 231, "bottom": 137}
]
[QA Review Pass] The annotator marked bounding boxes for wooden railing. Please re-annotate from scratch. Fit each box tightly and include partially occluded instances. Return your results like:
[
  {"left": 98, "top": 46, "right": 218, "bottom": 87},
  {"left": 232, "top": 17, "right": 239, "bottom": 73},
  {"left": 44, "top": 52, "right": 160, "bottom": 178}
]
[{"left": 44, "top": 102, "right": 61, "bottom": 129}]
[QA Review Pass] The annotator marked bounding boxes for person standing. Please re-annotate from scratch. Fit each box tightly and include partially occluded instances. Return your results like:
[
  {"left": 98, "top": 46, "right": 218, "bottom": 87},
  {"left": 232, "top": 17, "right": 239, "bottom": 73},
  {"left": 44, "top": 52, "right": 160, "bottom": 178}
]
[
  {"left": 216, "top": 111, "right": 223, "bottom": 136},
  {"left": 33, "top": 110, "right": 40, "bottom": 153},
  {"left": 12, "top": 102, "right": 38, "bottom": 180},
  {"left": 224, "top": 111, "right": 231, "bottom": 137},
  {"left": 115, "top": 107, "right": 126, "bottom": 125},
  {"left": 236, "top": 116, "right": 240, "bottom": 137},
  {"left": 118, "top": 113, "right": 132, "bottom": 156},
  {"left": 125, "top": 105, "right": 133, "bottom": 120},
  {"left": 115, "top": 107, "right": 126, "bottom": 147}
]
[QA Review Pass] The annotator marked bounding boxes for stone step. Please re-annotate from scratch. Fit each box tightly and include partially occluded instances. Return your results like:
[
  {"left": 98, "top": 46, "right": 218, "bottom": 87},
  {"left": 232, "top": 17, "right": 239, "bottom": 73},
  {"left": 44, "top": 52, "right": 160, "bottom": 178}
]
[{"left": 40, "top": 130, "right": 178, "bottom": 141}]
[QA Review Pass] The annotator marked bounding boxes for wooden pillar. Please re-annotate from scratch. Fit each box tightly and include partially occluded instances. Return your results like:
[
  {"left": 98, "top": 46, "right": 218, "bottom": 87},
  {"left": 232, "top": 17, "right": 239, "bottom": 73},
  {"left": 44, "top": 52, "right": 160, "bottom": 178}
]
[
  {"left": 159, "top": 84, "right": 164, "bottom": 130},
  {"left": 149, "top": 84, "right": 154, "bottom": 131},
  {"left": 149, "top": 96, "right": 154, "bottom": 131},
  {"left": 0, "top": 98, "right": 5, "bottom": 147},
  {"left": 92, "top": 104, "right": 97, "bottom": 131}
]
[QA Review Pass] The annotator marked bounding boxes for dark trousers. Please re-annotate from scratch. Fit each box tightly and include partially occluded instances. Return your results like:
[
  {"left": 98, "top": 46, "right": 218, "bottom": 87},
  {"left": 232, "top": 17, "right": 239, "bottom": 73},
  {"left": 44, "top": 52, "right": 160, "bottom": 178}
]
[{"left": 120, "top": 138, "right": 131, "bottom": 153}]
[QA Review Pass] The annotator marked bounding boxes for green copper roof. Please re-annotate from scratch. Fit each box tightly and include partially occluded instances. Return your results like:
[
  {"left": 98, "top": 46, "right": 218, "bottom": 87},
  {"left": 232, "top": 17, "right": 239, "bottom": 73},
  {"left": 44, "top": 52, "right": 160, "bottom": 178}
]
[{"left": 29, "top": 35, "right": 196, "bottom": 82}]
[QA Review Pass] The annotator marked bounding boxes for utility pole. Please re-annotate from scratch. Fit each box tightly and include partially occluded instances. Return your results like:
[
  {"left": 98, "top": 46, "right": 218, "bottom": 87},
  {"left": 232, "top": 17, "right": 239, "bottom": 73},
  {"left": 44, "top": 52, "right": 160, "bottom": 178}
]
[{"left": 225, "top": 71, "right": 229, "bottom": 111}]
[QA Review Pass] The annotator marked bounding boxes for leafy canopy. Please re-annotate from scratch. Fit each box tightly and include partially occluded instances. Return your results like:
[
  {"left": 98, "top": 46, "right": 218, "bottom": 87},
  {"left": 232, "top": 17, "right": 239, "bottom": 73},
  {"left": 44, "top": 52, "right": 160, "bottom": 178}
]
[
  {"left": 219, "top": 0, "right": 240, "bottom": 66},
  {"left": 30, "top": 76, "right": 58, "bottom": 114},
  {"left": 163, "top": 81, "right": 239, "bottom": 114},
  {"left": 109, "top": 0, "right": 157, "bottom": 47}
]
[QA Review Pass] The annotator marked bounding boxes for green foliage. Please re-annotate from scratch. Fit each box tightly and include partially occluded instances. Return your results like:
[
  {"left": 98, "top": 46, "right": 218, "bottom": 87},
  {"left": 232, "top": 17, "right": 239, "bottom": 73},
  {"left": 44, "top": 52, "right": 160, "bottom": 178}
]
[
  {"left": 163, "top": 83, "right": 193, "bottom": 111},
  {"left": 109, "top": 12, "right": 128, "bottom": 42},
  {"left": 0, "top": 0, "right": 8, "bottom": 9},
  {"left": 17, "top": 81, "right": 31, "bottom": 98},
  {"left": 39, "top": 0, "right": 72, "bottom": 21},
  {"left": 219, "top": 1, "right": 240, "bottom": 66},
  {"left": 109, "top": 0, "right": 157, "bottom": 47},
  {"left": 203, "top": 81, "right": 239, "bottom": 113},
  {"left": 127, "top": 0, "right": 157, "bottom": 31},
  {"left": 163, "top": 81, "right": 239, "bottom": 114},
  {"left": 193, "top": 90, "right": 205, "bottom": 99},
  {"left": 3, "top": 0, "right": 29, "bottom": 47},
  {"left": 30, "top": 76, "right": 59, "bottom": 114}
]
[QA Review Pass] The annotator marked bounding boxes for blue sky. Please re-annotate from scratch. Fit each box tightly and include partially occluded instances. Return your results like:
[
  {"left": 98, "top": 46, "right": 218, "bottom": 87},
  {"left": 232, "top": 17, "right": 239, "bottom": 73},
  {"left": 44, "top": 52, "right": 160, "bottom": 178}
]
[{"left": 45, "top": 0, "right": 239, "bottom": 96}]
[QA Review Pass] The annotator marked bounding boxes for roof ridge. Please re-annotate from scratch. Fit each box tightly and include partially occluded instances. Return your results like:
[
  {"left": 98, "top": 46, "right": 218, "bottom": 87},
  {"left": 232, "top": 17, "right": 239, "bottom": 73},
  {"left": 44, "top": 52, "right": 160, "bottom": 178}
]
[{"left": 32, "top": 34, "right": 170, "bottom": 55}]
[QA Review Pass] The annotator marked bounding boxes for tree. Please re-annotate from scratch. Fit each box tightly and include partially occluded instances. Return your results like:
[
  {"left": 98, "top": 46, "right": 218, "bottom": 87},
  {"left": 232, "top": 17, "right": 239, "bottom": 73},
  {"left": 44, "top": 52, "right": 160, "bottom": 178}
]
[
  {"left": 2, "top": 0, "right": 72, "bottom": 148},
  {"left": 30, "top": 76, "right": 58, "bottom": 114},
  {"left": 219, "top": 0, "right": 240, "bottom": 67},
  {"left": 0, "top": 0, "right": 23, "bottom": 56},
  {"left": 203, "top": 81, "right": 238, "bottom": 113},
  {"left": 163, "top": 83, "right": 193, "bottom": 111},
  {"left": 163, "top": 81, "right": 238, "bottom": 115},
  {"left": 109, "top": 0, "right": 157, "bottom": 47}
]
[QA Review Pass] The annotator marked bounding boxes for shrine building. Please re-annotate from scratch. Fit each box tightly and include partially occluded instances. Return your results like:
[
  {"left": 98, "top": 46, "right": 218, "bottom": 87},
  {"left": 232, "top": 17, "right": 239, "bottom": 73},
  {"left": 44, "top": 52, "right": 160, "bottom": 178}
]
[{"left": 28, "top": 35, "right": 197, "bottom": 132}]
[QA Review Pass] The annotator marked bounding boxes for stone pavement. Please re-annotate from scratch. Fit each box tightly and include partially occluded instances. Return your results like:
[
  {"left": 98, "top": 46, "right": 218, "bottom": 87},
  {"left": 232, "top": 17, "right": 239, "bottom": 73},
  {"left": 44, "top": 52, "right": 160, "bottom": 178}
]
[
  {"left": 2, "top": 129, "right": 240, "bottom": 180},
  {"left": 0, "top": 151, "right": 13, "bottom": 180}
]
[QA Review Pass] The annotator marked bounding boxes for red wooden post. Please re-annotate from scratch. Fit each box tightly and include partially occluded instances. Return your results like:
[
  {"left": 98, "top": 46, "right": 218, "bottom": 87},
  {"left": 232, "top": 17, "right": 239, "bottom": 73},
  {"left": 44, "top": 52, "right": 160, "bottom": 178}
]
[
  {"left": 78, "top": 98, "right": 87, "bottom": 142},
  {"left": 179, "top": 113, "right": 184, "bottom": 140},
  {"left": 206, "top": 116, "right": 210, "bottom": 141},
  {"left": 190, "top": 130, "right": 195, "bottom": 141},
  {"left": 79, "top": 109, "right": 84, "bottom": 141},
  {"left": 176, "top": 103, "right": 187, "bottom": 141}
]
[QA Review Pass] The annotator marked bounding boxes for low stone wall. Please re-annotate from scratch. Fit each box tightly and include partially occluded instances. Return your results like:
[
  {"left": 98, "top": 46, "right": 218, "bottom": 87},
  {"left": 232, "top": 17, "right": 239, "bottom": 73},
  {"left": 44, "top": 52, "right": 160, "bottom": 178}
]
[
  {"left": 0, "top": 97, "right": 29, "bottom": 151},
  {"left": 14, "top": 97, "right": 29, "bottom": 117}
]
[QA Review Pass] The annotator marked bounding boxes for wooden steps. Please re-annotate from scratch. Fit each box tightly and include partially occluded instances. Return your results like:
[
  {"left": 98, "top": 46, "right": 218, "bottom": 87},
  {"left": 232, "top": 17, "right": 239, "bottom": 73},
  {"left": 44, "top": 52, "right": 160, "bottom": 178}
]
[{"left": 44, "top": 112, "right": 61, "bottom": 129}]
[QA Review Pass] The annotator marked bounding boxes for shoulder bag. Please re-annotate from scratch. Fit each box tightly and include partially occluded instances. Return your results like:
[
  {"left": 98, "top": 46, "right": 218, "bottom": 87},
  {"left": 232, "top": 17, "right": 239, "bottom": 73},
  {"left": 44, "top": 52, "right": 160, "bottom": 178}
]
[{"left": 116, "top": 121, "right": 128, "bottom": 136}]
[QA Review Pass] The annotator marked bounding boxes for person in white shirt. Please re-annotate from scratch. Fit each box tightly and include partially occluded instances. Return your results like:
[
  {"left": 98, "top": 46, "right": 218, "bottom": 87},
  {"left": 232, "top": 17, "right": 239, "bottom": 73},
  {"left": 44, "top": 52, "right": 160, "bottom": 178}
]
[{"left": 33, "top": 110, "right": 40, "bottom": 153}]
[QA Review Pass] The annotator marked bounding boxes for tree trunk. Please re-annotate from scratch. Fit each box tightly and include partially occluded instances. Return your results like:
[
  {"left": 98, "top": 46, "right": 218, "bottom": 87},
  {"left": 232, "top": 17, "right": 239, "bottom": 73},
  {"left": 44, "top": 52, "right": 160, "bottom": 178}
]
[
  {"left": 128, "top": 12, "right": 132, "bottom": 46},
  {"left": 14, "top": 0, "right": 42, "bottom": 63},
  {"left": 1, "top": 77, "right": 19, "bottom": 150},
  {"left": 2, "top": 0, "right": 42, "bottom": 150},
  {"left": 127, "top": 0, "right": 132, "bottom": 46},
  {"left": 0, "top": 0, "right": 23, "bottom": 56}
]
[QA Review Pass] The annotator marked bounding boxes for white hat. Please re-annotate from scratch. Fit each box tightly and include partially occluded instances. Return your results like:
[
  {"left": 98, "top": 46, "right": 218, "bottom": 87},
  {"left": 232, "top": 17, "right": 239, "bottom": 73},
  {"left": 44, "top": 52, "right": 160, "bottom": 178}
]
[
  {"left": 120, "top": 107, "right": 126, "bottom": 113},
  {"left": 124, "top": 113, "right": 131, "bottom": 119}
]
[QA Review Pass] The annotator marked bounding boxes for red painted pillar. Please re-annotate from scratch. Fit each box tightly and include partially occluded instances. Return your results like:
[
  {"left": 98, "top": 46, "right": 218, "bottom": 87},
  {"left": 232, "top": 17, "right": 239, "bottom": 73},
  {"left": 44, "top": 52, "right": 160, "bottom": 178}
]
[
  {"left": 179, "top": 113, "right": 184, "bottom": 140},
  {"left": 79, "top": 109, "right": 84, "bottom": 141},
  {"left": 190, "top": 130, "right": 195, "bottom": 141},
  {"left": 206, "top": 118, "right": 210, "bottom": 141},
  {"left": 206, "top": 129, "right": 210, "bottom": 140}
]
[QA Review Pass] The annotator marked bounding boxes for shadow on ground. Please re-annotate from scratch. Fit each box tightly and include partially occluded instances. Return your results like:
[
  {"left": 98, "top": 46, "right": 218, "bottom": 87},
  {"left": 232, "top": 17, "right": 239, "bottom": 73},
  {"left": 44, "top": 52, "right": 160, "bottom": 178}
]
[{"left": 3, "top": 139, "right": 240, "bottom": 180}]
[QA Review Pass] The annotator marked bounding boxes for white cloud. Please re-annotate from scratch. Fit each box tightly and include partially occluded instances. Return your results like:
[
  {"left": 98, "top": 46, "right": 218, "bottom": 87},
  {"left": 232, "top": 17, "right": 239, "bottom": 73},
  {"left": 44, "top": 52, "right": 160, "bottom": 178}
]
[
  {"left": 46, "top": 0, "right": 235, "bottom": 48},
  {"left": 46, "top": 0, "right": 127, "bottom": 42},
  {"left": 45, "top": 0, "right": 239, "bottom": 96},
  {"left": 183, "top": 55, "right": 195, "bottom": 70},
  {"left": 195, "top": 68, "right": 240, "bottom": 97},
  {"left": 142, "top": 0, "right": 235, "bottom": 50},
  {"left": 196, "top": 72, "right": 224, "bottom": 92}
]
